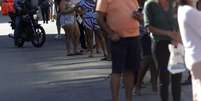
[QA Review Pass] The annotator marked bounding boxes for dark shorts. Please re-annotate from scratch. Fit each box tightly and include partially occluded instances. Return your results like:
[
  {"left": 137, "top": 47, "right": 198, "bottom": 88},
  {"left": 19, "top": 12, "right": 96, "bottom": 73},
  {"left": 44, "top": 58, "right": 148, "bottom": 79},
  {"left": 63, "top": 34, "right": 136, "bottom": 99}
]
[{"left": 111, "top": 37, "right": 141, "bottom": 73}]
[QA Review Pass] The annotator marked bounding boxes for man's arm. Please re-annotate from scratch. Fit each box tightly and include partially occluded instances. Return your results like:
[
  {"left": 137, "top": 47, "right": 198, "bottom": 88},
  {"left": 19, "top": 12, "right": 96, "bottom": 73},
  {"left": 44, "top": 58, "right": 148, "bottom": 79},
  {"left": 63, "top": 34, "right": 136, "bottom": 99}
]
[
  {"left": 132, "top": 11, "right": 143, "bottom": 22},
  {"left": 148, "top": 25, "right": 181, "bottom": 42},
  {"left": 148, "top": 26, "right": 173, "bottom": 38},
  {"left": 96, "top": 12, "right": 113, "bottom": 35},
  {"left": 96, "top": 11, "right": 120, "bottom": 41}
]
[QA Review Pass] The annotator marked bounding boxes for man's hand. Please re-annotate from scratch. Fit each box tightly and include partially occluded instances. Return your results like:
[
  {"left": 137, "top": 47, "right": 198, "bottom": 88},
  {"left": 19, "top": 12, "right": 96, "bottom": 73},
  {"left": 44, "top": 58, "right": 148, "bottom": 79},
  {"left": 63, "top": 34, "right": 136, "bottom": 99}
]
[
  {"left": 97, "top": 11, "right": 120, "bottom": 42},
  {"left": 171, "top": 40, "right": 178, "bottom": 47},
  {"left": 108, "top": 32, "right": 120, "bottom": 42},
  {"left": 132, "top": 11, "right": 143, "bottom": 22},
  {"left": 168, "top": 31, "right": 182, "bottom": 43}
]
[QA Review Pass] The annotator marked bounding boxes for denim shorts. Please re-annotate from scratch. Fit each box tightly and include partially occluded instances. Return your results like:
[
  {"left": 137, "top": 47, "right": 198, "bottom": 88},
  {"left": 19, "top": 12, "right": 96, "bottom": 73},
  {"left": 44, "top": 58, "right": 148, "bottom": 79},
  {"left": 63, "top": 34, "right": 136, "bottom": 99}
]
[{"left": 60, "top": 15, "right": 75, "bottom": 27}]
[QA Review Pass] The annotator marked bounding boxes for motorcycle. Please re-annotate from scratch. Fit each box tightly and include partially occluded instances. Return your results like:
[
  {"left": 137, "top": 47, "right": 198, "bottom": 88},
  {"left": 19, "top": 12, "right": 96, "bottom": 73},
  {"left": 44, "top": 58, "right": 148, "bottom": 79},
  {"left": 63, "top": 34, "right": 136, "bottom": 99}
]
[{"left": 9, "top": 8, "right": 46, "bottom": 48}]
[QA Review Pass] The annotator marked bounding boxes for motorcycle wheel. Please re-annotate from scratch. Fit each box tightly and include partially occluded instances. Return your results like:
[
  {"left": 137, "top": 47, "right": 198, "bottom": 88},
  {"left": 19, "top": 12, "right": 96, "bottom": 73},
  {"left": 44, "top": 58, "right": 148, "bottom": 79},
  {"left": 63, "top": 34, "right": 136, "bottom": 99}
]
[
  {"left": 14, "top": 38, "right": 24, "bottom": 48},
  {"left": 31, "top": 26, "right": 46, "bottom": 48}
]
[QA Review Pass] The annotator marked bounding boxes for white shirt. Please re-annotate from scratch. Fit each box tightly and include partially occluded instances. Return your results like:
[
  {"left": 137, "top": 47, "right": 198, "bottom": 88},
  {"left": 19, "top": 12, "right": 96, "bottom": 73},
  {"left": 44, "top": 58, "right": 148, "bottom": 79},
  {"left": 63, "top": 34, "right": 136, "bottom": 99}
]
[{"left": 178, "top": 5, "right": 201, "bottom": 70}]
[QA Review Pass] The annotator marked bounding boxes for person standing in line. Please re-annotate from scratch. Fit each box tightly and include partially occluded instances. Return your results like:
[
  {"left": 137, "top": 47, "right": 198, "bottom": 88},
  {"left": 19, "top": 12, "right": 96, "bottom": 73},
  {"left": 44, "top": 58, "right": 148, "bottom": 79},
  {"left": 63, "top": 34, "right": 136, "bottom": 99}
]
[
  {"left": 49, "top": 0, "right": 54, "bottom": 22},
  {"left": 78, "top": 0, "right": 96, "bottom": 57},
  {"left": 96, "top": 0, "right": 142, "bottom": 101},
  {"left": 54, "top": 0, "right": 62, "bottom": 39},
  {"left": 143, "top": 0, "right": 182, "bottom": 101},
  {"left": 59, "top": 0, "right": 81, "bottom": 56},
  {"left": 134, "top": 22, "right": 158, "bottom": 95},
  {"left": 132, "top": 1, "right": 158, "bottom": 94},
  {"left": 38, "top": 0, "right": 50, "bottom": 24},
  {"left": 75, "top": 6, "right": 87, "bottom": 51},
  {"left": 181, "top": 0, "right": 201, "bottom": 86},
  {"left": 177, "top": 0, "right": 201, "bottom": 100},
  {"left": 78, "top": 0, "right": 107, "bottom": 58}
]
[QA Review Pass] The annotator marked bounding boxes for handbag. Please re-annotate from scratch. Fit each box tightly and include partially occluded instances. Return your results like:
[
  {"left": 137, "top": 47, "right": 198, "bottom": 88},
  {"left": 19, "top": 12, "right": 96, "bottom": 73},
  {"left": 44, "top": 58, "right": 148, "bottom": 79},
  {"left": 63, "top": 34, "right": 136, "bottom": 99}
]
[{"left": 168, "top": 43, "right": 186, "bottom": 74}]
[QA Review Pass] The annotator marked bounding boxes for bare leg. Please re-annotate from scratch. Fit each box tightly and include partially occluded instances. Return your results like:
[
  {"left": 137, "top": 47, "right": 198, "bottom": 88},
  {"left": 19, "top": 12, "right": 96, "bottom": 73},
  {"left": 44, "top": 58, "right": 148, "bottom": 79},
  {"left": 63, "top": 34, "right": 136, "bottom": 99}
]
[
  {"left": 102, "top": 31, "right": 111, "bottom": 60},
  {"left": 123, "top": 72, "right": 134, "bottom": 101},
  {"left": 72, "top": 23, "right": 80, "bottom": 54},
  {"left": 64, "top": 27, "right": 71, "bottom": 55},
  {"left": 85, "top": 29, "right": 94, "bottom": 57},
  {"left": 111, "top": 73, "right": 121, "bottom": 101},
  {"left": 191, "top": 61, "right": 201, "bottom": 101},
  {"left": 95, "top": 30, "right": 107, "bottom": 56},
  {"left": 95, "top": 35, "right": 101, "bottom": 54},
  {"left": 135, "top": 62, "right": 148, "bottom": 94}
]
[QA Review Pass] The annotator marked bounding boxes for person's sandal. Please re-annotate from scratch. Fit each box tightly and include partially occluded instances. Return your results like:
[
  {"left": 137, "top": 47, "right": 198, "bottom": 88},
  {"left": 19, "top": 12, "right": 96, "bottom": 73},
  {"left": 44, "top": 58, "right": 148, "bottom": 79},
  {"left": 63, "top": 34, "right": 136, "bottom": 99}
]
[
  {"left": 134, "top": 88, "right": 142, "bottom": 96},
  {"left": 101, "top": 57, "right": 107, "bottom": 61},
  {"left": 67, "top": 53, "right": 74, "bottom": 56},
  {"left": 73, "top": 52, "right": 83, "bottom": 55},
  {"left": 88, "top": 54, "right": 94, "bottom": 58}
]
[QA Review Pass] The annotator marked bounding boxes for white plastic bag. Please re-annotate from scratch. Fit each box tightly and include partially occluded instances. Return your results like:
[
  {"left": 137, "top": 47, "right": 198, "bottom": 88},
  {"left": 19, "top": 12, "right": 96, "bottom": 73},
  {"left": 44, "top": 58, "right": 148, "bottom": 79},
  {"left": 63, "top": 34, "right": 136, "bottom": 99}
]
[{"left": 168, "top": 43, "right": 186, "bottom": 74}]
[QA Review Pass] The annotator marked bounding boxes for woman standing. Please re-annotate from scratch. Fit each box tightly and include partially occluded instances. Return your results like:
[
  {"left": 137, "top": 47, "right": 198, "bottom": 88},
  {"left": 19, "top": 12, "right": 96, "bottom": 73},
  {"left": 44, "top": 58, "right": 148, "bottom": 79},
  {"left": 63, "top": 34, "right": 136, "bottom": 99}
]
[
  {"left": 54, "top": 0, "right": 62, "bottom": 39},
  {"left": 143, "top": 0, "right": 182, "bottom": 101},
  {"left": 177, "top": 0, "right": 201, "bottom": 100},
  {"left": 38, "top": 0, "right": 50, "bottom": 24},
  {"left": 59, "top": 0, "right": 81, "bottom": 56},
  {"left": 79, "top": 0, "right": 107, "bottom": 58}
]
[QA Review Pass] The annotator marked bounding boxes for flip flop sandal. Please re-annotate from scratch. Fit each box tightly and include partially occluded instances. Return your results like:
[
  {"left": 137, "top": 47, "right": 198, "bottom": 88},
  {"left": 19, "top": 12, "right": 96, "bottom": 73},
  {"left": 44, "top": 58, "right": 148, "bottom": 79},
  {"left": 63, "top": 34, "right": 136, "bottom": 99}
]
[
  {"left": 67, "top": 53, "right": 75, "bottom": 56},
  {"left": 73, "top": 52, "right": 83, "bottom": 55}
]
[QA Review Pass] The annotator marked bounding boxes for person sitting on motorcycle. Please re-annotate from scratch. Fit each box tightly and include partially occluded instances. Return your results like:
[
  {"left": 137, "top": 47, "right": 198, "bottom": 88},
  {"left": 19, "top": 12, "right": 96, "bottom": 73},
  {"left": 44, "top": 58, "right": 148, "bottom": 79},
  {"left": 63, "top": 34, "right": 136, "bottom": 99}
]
[{"left": 13, "top": 0, "right": 33, "bottom": 40}]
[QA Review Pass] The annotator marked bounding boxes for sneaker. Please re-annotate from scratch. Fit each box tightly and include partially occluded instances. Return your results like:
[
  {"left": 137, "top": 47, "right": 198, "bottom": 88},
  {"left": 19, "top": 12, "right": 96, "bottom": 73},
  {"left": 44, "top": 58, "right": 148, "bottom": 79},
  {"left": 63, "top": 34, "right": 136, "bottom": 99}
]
[
  {"left": 8, "top": 33, "right": 14, "bottom": 39},
  {"left": 55, "top": 35, "right": 62, "bottom": 39}
]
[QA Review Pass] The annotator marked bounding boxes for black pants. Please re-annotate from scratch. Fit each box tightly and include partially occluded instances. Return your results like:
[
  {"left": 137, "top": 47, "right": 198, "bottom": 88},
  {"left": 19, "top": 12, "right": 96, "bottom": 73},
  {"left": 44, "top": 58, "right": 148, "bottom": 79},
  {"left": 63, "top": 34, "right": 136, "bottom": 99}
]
[
  {"left": 78, "top": 22, "right": 86, "bottom": 49},
  {"left": 14, "top": 16, "right": 23, "bottom": 38},
  {"left": 153, "top": 40, "right": 182, "bottom": 101},
  {"left": 41, "top": 7, "right": 49, "bottom": 23}
]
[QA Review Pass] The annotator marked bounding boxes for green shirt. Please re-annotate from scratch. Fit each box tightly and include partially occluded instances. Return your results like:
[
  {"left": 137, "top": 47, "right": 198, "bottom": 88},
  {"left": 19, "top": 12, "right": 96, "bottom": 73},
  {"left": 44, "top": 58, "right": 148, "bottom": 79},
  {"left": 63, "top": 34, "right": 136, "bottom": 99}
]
[{"left": 143, "top": 0, "right": 176, "bottom": 42}]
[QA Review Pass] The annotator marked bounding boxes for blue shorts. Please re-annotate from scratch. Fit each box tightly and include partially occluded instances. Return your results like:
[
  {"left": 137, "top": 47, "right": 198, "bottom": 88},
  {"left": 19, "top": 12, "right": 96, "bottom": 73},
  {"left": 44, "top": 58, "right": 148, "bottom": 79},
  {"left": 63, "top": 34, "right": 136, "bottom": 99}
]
[{"left": 60, "top": 15, "right": 75, "bottom": 27}]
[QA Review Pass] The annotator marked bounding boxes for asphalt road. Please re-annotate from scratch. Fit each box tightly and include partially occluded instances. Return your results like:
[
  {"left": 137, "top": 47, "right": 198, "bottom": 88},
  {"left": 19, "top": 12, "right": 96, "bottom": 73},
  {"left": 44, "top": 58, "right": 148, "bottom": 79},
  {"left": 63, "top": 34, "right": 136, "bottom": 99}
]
[{"left": 0, "top": 14, "right": 193, "bottom": 101}]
